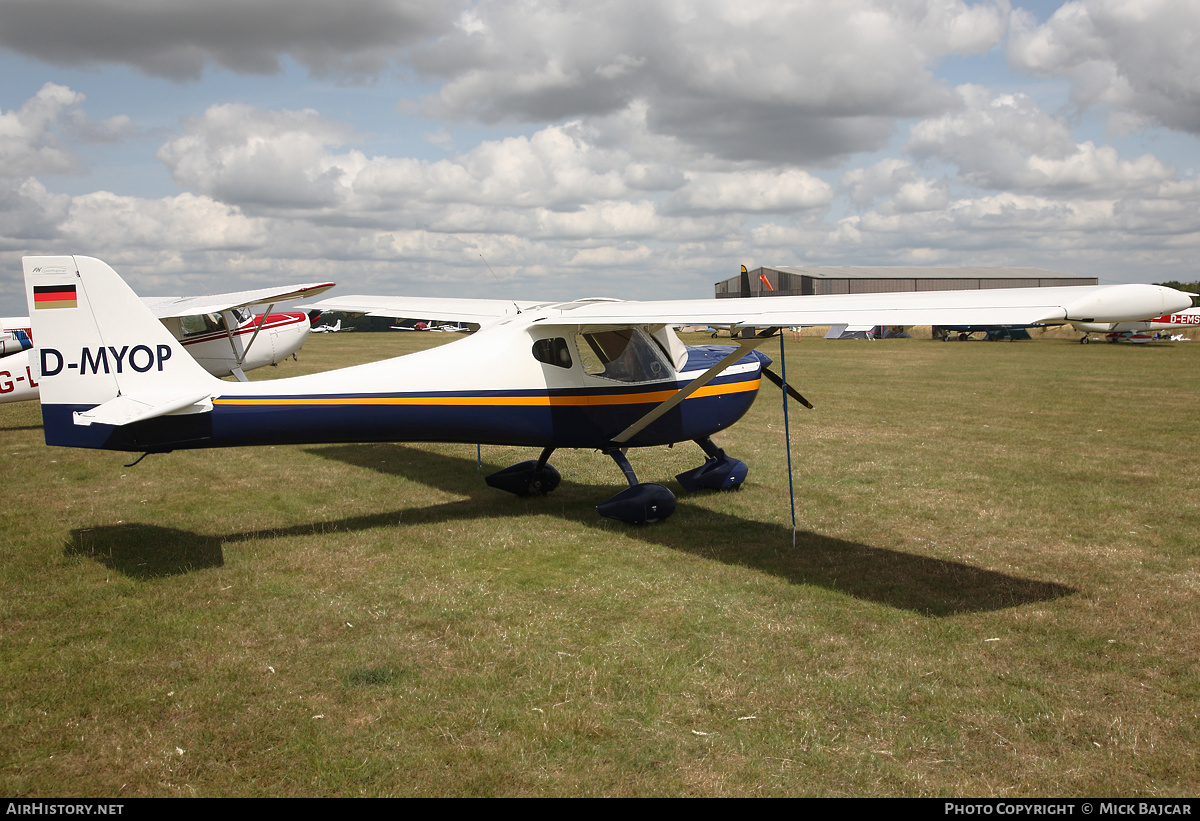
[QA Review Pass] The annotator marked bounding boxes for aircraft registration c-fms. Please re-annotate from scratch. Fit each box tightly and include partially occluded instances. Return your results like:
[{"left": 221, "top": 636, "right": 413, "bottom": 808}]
[{"left": 23, "top": 256, "right": 1193, "bottom": 524}]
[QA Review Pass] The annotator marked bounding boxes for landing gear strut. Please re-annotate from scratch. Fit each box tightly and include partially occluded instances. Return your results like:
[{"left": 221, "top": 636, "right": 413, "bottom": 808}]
[
  {"left": 484, "top": 446, "right": 561, "bottom": 496},
  {"left": 675, "top": 437, "right": 748, "bottom": 492},
  {"left": 594, "top": 448, "right": 677, "bottom": 524},
  {"left": 488, "top": 437, "right": 747, "bottom": 525}
]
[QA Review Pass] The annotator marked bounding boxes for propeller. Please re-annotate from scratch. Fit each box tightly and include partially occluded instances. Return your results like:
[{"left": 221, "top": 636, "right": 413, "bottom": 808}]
[{"left": 761, "top": 365, "right": 813, "bottom": 409}]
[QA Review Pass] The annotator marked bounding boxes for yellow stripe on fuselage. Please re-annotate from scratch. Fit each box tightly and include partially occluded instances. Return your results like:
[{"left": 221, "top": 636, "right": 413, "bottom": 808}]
[{"left": 213, "top": 379, "right": 760, "bottom": 408}]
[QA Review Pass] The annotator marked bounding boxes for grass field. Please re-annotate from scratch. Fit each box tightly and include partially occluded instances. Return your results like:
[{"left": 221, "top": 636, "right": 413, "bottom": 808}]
[{"left": 1, "top": 330, "right": 1197, "bottom": 796}]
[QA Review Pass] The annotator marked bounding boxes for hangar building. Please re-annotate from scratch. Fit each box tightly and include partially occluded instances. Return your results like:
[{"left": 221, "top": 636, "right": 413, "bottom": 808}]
[{"left": 715, "top": 266, "right": 1097, "bottom": 298}]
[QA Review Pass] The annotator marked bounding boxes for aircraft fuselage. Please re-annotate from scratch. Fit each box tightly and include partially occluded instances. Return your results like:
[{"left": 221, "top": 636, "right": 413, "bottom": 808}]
[{"left": 39, "top": 319, "right": 767, "bottom": 454}]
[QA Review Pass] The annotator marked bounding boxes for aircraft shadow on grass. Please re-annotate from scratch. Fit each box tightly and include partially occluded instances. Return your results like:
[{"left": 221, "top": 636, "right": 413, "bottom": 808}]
[
  {"left": 306, "top": 444, "right": 1075, "bottom": 616},
  {"left": 66, "top": 443, "right": 1074, "bottom": 615},
  {"left": 67, "top": 523, "right": 226, "bottom": 579}
]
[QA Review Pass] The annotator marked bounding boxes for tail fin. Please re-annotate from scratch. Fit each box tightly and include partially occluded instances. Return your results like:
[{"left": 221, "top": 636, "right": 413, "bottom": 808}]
[
  {"left": 24, "top": 256, "right": 221, "bottom": 447},
  {"left": 0, "top": 327, "right": 32, "bottom": 357}
]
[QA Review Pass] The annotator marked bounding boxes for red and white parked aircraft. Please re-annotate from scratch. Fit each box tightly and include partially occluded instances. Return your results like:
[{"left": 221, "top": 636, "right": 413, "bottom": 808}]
[
  {"left": 1, "top": 280, "right": 333, "bottom": 403},
  {"left": 1073, "top": 306, "right": 1200, "bottom": 343}
]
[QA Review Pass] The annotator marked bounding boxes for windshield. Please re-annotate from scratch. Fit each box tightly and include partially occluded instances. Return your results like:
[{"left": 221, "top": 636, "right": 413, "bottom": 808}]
[{"left": 575, "top": 329, "right": 669, "bottom": 383}]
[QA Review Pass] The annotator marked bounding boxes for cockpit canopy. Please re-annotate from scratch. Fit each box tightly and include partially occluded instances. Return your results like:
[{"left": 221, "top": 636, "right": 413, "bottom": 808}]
[
  {"left": 574, "top": 329, "right": 668, "bottom": 383},
  {"left": 178, "top": 306, "right": 253, "bottom": 337},
  {"left": 531, "top": 327, "right": 682, "bottom": 384}
]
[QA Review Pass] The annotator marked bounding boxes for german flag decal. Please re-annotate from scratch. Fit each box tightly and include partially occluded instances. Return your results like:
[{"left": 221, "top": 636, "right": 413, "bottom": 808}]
[{"left": 33, "top": 284, "right": 77, "bottom": 309}]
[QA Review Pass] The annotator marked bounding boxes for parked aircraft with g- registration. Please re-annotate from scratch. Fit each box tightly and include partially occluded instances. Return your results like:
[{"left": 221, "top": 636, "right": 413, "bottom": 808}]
[
  {"left": 1, "top": 279, "right": 333, "bottom": 403},
  {"left": 23, "top": 256, "right": 1192, "bottom": 524},
  {"left": 0, "top": 321, "right": 32, "bottom": 358}
]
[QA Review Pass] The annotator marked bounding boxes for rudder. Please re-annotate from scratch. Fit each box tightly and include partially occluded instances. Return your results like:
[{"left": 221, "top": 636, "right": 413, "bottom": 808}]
[{"left": 24, "top": 256, "right": 221, "bottom": 447}]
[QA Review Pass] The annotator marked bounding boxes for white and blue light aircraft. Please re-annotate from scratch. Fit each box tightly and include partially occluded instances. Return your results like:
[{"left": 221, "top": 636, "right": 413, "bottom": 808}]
[{"left": 23, "top": 256, "right": 1192, "bottom": 524}]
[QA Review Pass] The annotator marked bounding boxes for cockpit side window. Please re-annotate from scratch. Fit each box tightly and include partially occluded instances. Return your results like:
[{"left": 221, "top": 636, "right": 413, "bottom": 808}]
[
  {"left": 232, "top": 307, "right": 253, "bottom": 325},
  {"left": 574, "top": 329, "right": 669, "bottom": 383},
  {"left": 532, "top": 337, "right": 573, "bottom": 369},
  {"left": 179, "top": 313, "right": 226, "bottom": 337}
]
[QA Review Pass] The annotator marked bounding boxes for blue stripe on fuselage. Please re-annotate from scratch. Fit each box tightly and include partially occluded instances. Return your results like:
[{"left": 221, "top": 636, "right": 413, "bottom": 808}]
[{"left": 41, "top": 346, "right": 767, "bottom": 452}]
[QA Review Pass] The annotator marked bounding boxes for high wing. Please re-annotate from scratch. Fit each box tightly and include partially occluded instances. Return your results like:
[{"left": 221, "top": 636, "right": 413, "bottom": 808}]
[
  {"left": 530, "top": 284, "right": 1192, "bottom": 330},
  {"left": 296, "top": 284, "right": 1191, "bottom": 332},
  {"left": 142, "top": 282, "right": 335, "bottom": 319},
  {"left": 296, "top": 295, "right": 545, "bottom": 325}
]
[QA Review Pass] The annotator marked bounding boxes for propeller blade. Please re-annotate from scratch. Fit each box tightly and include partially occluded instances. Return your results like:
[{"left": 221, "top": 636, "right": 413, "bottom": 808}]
[{"left": 761, "top": 366, "right": 813, "bottom": 409}]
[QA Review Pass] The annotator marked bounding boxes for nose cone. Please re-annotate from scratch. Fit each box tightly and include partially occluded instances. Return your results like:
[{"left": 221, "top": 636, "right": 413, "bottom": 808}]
[{"left": 749, "top": 349, "right": 773, "bottom": 369}]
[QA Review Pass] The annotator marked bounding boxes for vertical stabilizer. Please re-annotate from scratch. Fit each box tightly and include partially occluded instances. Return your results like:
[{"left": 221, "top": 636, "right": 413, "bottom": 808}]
[{"left": 24, "top": 256, "right": 221, "bottom": 442}]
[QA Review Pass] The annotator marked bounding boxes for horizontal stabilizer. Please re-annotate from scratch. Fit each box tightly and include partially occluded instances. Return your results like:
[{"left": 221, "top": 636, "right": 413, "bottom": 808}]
[{"left": 73, "top": 391, "right": 213, "bottom": 427}]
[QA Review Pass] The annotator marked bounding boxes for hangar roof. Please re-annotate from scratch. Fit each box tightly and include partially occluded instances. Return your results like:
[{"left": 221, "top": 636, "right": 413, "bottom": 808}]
[{"left": 764, "top": 266, "right": 1089, "bottom": 280}]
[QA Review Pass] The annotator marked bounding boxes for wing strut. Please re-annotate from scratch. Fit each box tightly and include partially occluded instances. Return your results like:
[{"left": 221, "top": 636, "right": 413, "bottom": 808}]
[
  {"left": 611, "top": 333, "right": 769, "bottom": 445},
  {"left": 778, "top": 331, "right": 797, "bottom": 548},
  {"left": 221, "top": 302, "right": 276, "bottom": 383}
]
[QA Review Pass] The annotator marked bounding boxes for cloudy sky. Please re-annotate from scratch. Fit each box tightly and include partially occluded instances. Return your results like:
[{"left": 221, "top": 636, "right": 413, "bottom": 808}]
[{"left": 1, "top": 0, "right": 1198, "bottom": 314}]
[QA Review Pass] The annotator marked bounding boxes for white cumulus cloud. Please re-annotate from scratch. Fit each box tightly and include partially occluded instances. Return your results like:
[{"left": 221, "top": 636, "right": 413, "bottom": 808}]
[
  {"left": 1008, "top": 0, "right": 1200, "bottom": 134},
  {"left": 415, "top": 0, "right": 1009, "bottom": 163},
  {"left": 0, "top": 0, "right": 456, "bottom": 81},
  {"left": 907, "top": 84, "right": 1178, "bottom": 195}
]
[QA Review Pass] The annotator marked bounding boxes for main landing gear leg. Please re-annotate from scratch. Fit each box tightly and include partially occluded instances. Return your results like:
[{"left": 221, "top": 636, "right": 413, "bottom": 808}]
[
  {"left": 484, "top": 446, "right": 562, "bottom": 497},
  {"left": 595, "top": 448, "right": 677, "bottom": 524},
  {"left": 674, "top": 437, "right": 748, "bottom": 492}
]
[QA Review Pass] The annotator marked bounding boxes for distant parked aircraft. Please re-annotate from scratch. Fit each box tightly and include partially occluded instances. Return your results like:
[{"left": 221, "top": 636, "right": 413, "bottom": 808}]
[{"left": 1073, "top": 307, "right": 1200, "bottom": 343}]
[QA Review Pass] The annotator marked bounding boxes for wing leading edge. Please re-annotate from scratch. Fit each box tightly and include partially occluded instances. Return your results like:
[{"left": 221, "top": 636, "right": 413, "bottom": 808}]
[
  {"left": 541, "top": 284, "right": 1192, "bottom": 330},
  {"left": 295, "top": 284, "right": 1193, "bottom": 332}
]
